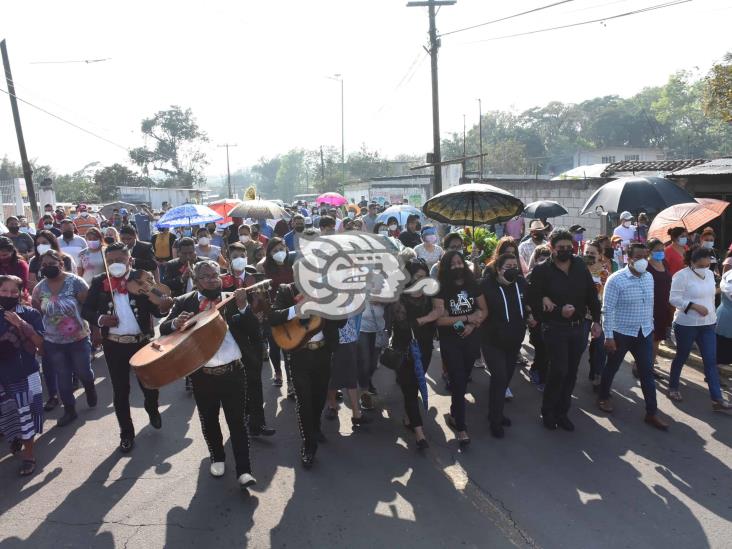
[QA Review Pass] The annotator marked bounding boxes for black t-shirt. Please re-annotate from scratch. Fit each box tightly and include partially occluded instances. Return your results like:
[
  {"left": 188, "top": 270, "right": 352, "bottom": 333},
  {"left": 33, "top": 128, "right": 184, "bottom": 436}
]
[
  {"left": 436, "top": 282, "right": 480, "bottom": 341},
  {"left": 398, "top": 230, "right": 422, "bottom": 249}
]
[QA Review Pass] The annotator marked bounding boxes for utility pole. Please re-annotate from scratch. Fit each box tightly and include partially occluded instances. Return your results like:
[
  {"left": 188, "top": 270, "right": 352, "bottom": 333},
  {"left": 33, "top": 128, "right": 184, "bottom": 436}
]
[
  {"left": 407, "top": 0, "right": 456, "bottom": 197},
  {"left": 218, "top": 143, "right": 237, "bottom": 198},
  {"left": 478, "top": 98, "right": 483, "bottom": 179},
  {"left": 462, "top": 114, "right": 466, "bottom": 176},
  {"left": 1, "top": 40, "right": 40, "bottom": 221}
]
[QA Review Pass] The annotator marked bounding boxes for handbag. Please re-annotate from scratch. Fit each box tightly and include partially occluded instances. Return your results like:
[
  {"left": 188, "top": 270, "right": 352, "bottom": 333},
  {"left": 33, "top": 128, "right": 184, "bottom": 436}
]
[{"left": 379, "top": 344, "right": 405, "bottom": 371}]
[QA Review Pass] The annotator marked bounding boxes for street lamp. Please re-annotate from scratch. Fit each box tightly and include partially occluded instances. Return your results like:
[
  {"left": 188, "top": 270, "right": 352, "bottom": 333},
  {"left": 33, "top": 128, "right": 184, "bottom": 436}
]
[{"left": 327, "top": 74, "right": 345, "bottom": 186}]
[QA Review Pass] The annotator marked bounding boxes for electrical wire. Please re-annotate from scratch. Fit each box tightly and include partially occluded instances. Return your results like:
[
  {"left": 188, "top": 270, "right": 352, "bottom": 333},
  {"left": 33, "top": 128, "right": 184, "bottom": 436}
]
[
  {"left": 463, "top": 0, "right": 692, "bottom": 44},
  {"left": 440, "top": 0, "right": 576, "bottom": 37},
  {"left": 29, "top": 58, "right": 111, "bottom": 65},
  {"left": 0, "top": 87, "right": 129, "bottom": 151}
]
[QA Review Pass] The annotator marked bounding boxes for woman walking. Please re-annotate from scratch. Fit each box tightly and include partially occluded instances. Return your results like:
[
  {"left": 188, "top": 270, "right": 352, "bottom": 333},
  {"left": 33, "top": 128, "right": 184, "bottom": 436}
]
[
  {"left": 77, "top": 227, "right": 106, "bottom": 285},
  {"left": 28, "top": 231, "right": 75, "bottom": 289},
  {"left": 646, "top": 238, "right": 673, "bottom": 369},
  {"left": 584, "top": 240, "right": 610, "bottom": 390},
  {"left": 0, "top": 274, "right": 45, "bottom": 476},
  {"left": 668, "top": 247, "right": 731, "bottom": 411},
  {"left": 414, "top": 225, "right": 443, "bottom": 270},
  {"left": 31, "top": 250, "right": 97, "bottom": 426}
]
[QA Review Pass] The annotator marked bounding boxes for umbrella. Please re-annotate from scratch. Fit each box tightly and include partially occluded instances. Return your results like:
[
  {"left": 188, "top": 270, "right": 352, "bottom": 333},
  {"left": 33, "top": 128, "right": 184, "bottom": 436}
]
[
  {"left": 647, "top": 201, "right": 729, "bottom": 243},
  {"left": 522, "top": 200, "right": 568, "bottom": 219},
  {"left": 696, "top": 197, "right": 729, "bottom": 215},
  {"left": 99, "top": 201, "right": 139, "bottom": 219},
  {"left": 156, "top": 203, "right": 223, "bottom": 228},
  {"left": 579, "top": 176, "right": 694, "bottom": 216},
  {"left": 422, "top": 183, "right": 524, "bottom": 227},
  {"left": 376, "top": 205, "right": 425, "bottom": 227},
  {"left": 316, "top": 192, "right": 347, "bottom": 206},
  {"left": 409, "top": 340, "right": 429, "bottom": 410},
  {"left": 227, "top": 199, "right": 288, "bottom": 220},
  {"left": 207, "top": 198, "right": 242, "bottom": 225}
]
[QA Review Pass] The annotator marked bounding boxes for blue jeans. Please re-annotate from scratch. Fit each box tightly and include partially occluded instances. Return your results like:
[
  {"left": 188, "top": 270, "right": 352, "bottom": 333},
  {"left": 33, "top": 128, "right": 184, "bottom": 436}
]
[
  {"left": 44, "top": 337, "right": 95, "bottom": 409},
  {"left": 41, "top": 355, "right": 58, "bottom": 399},
  {"left": 600, "top": 330, "right": 657, "bottom": 414},
  {"left": 584, "top": 319, "right": 606, "bottom": 380},
  {"left": 670, "top": 323, "right": 723, "bottom": 401}
]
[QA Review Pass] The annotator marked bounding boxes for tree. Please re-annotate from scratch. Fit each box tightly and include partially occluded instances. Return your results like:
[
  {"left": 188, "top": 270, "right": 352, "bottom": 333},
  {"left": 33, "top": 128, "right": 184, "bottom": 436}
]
[
  {"left": 54, "top": 163, "right": 102, "bottom": 203},
  {"left": 93, "top": 163, "right": 150, "bottom": 202},
  {"left": 275, "top": 150, "right": 306, "bottom": 201},
  {"left": 703, "top": 52, "right": 732, "bottom": 123},
  {"left": 129, "top": 106, "right": 208, "bottom": 188}
]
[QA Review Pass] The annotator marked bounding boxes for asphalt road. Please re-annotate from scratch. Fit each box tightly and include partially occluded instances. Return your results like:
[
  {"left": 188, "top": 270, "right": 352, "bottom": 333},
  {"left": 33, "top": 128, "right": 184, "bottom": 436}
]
[{"left": 1, "top": 340, "right": 730, "bottom": 548}]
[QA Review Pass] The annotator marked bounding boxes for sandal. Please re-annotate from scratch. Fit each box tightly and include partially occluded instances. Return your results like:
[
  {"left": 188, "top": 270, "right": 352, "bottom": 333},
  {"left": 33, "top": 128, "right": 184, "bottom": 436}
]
[
  {"left": 19, "top": 459, "right": 36, "bottom": 477},
  {"left": 668, "top": 390, "right": 683, "bottom": 402}
]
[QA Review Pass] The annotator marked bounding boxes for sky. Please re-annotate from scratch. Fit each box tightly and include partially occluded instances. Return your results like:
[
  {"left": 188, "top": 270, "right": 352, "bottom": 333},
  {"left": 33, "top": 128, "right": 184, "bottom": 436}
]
[{"left": 1, "top": 0, "right": 730, "bottom": 182}]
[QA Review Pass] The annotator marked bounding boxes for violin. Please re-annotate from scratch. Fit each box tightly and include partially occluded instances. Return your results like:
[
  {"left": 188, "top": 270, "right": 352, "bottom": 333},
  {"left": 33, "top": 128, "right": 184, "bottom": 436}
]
[{"left": 127, "top": 270, "right": 172, "bottom": 307}]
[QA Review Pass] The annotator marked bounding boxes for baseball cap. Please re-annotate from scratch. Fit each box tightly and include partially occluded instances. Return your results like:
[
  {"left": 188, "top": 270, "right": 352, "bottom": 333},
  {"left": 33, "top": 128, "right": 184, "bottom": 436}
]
[{"left": 619, "top": 211, "right": 633, "bottom": 221}]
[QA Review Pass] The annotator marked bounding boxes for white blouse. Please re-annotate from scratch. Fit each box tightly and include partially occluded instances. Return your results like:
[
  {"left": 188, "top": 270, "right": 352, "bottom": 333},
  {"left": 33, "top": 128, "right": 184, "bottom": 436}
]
[{"left": 669, "top": 267, "right": 717, "bottom": 327}]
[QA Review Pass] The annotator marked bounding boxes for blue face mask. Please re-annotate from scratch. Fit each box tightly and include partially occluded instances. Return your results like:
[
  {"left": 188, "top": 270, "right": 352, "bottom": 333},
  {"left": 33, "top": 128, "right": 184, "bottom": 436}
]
[
  {"left": 677, "top": 237, "right": 688, "bottom": 246},
  {"left": 651, "top": 251, "right": 665, "bottom": 262}
]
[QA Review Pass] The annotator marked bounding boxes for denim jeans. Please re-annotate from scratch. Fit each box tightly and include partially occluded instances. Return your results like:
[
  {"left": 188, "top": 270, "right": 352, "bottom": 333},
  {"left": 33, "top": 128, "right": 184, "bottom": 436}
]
[
  {"left": 43, "top": 337, "right": 95, "bottom": 409},
  {"left": 41, "top": 355, "right": 58, "bottom": 398},
  {"left": 589, "top": 332, "right": 607, "bottom": 380},
  {"left": 669, "top": 323, "right": 723, "bottom": 401},
  {"left": 599, "top": 330, "right": 657, "bottom": 414}
]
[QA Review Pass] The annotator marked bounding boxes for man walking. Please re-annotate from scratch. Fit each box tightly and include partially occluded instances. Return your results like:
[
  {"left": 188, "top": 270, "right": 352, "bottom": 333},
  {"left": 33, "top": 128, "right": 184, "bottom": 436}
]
[{"left": 597, "top": 243, "right": 669, "bottom": 430}]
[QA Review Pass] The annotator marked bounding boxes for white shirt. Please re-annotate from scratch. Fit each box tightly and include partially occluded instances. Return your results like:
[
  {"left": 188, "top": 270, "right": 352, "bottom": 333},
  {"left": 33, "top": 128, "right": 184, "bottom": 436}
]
[
  {"left": 518, "top": 239, "right": 539, "bottom": 268},
  {"left": 612, "top": 224, "right": 637, "bottom": 247},
  {"left": 198, "top": 293, "right": 244, "bottom": 367},
  {"left": 286, "top": 306, "right": 323, "bottom": 341},
  {"left": 669, "top": 267, "right": 717, "bottom": 326},
  {"left": 109, "top": 292, "right": 142, "bottom": 336}
]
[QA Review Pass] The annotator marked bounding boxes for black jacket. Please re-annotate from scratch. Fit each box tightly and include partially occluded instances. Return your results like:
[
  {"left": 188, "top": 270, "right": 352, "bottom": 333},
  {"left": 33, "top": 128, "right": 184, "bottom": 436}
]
[
  {"left": 162, "top": 256, "right": 207, "bottom": 297},
  {"left": 81, "top": 270, "right": 165, "bottom": 337},
  {"left": 480, "top": 273, "right": 529, "bottom": 349},
  {"left": 159, "top": 291, "right": 262, "bottom": 368},
  {"left": 130, "top": 240, "right": 157, "bottom": 272},
  {"left": 269, "top": 282, "right": 344, "bottom": 352}
]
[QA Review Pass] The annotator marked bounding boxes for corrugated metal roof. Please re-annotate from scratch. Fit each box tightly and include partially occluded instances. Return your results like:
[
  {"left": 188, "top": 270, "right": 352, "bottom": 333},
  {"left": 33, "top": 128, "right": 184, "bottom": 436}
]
[
  {"left": 601, "top": 159, "right": 707, "bottom": 177},
  {"left": 670, "top": 157, "right": 732, "bottom": 176}
]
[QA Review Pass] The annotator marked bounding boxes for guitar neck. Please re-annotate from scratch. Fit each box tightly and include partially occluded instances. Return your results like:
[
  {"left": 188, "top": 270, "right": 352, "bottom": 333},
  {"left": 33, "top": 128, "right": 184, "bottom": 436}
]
[{"left": 214, "top": 279, "right": 272, "bottom": 310}]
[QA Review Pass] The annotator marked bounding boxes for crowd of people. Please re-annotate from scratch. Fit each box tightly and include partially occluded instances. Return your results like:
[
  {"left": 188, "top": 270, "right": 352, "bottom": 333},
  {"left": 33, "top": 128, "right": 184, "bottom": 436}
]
[{"left": 1, "top": 199, "right": 731, "bottom": 487}]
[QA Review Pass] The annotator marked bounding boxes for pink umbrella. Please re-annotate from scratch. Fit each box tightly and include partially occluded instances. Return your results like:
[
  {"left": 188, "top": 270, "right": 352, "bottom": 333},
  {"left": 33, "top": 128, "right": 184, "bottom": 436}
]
[{"left": 316, "top": 192, "right": 347, "bottom": 206}]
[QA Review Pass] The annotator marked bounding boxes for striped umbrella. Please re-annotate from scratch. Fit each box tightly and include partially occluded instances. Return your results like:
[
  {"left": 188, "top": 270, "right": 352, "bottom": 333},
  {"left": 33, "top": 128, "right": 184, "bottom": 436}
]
[{"left": 422, "top": 183, "right": 524, "bottom": 227}]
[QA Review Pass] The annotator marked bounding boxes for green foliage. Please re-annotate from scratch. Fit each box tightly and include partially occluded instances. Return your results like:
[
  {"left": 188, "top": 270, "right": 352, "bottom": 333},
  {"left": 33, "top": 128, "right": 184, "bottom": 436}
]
[
  {"left": 93, "top": 163, "right": 151, "bottom": 202},
  {"left": 460, "top": 227, "right": 498, "bottom": 263},
  {"left": 129, "top": 106, "right": 208, "bottom": 188},
  {"left": 703, "top": 52, "right": 732, "bottom": 124},
  {"left": 54, "top": 163, "right": 102, "bottom": 203}
]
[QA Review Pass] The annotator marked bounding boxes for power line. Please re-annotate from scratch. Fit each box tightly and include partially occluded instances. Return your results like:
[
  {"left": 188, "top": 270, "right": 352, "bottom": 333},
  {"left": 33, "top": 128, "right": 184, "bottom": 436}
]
[
  {"left": 464, "top": 0, "right": 692, "bottom": 43},
  {"left": 0, "top": 87, "right": 129, "bottom": 151},
  {"left": 29, "top": 58, "right": 111, "bottom": 65},
  {"left": 440, "top": 0, "right": 576, "bottom": 37}
]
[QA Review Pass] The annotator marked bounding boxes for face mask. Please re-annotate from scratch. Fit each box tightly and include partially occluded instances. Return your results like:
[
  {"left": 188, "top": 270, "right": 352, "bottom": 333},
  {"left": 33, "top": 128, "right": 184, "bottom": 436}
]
[
  {"left": 573, "top": 234, "right": 583, "bottom": 242},
  {"left": 502, "top": 268, "right": 519, "bottom": 283},
  {"left": 702, "top": 240, "right": 714, "bottom": 249},
  {"left": 295, "top": 226, "right": 304, "bottom": 233},
  {"left": 649, "top": 251, "right": 664, "bottom": 261},
  {"left": 231, "top": 257, "right": 247, "bottom": 272},
  {"left": 44, "top": 223, "right": 54, "bottom": 230},
  {"left": 200, "top": 288, "right": 221, "bottom": 300},
  {"left": 693, "top": 266, "right": 709, "bottom": 277},
  {"left": 104, "top": 237, "right": 115, "bottom": 245},
  {"left": 239, "top": 235, "right": 250, "bottom": 243},
  {"left": 604, "top": 248, "right": 614, "bottom": 259},
  {"left": 555, "top": 250, "right": 573, "bottom": 262},
  {"left": 424, "top": 234, "right": 437, "bottom": 244},
  {"left": 41, "top": 265, "right": 61, "bottom": 279},
  {"left": 0, "top": 296, "right": 19, "bottom": 310},
  {"left": 531, "top": 233, "right": 543, "bottom": 243},
  {"left": 389, "top": 224, "right": 397, "bottom": 231},
  {"left": 8, "top": 226, "right": 19, "bottom": 234},
  {"left": 19, "top": 227, "right": 30, "bottom": 234},
  {"left": 62, "top": 230, "right": 74, "bottom": 239},
  {"left": 251, "top": 232, "right": 259, "bottom": 239},
  {"left": 622, "top": 221, "right": 631, "bottom": 228},
  {"left": 182, "top": 229, "right": 192, "bottom": 237},
  {"left": 37, "top": 243, "right": 52, "bottom": 255},
  {"left": 537, "top": 256, "right": 550, "bottom": 265},
  {"left": 108, "top": 262, "right": 128, "bottom": 278},
  {"left": 88, "top": 240, "right": 101, "bottom": 250},
  {"left": 198, "top": 237, "right": 210, "bottom": 246},
  {"left": 272, "top": 251, "right": 287, "bottom": 264},
  {"left": 677, "top": 237, "right": 688, "bottom": 246},
  {"left": 632, "top": 259, "right": 648, "bottom": 273}
]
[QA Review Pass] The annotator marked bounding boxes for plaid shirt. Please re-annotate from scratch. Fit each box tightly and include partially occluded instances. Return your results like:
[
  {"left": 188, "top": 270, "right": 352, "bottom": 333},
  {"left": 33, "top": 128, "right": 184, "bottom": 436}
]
[{"left": 602, "top": 267, "right": 654, "bottom": 339}]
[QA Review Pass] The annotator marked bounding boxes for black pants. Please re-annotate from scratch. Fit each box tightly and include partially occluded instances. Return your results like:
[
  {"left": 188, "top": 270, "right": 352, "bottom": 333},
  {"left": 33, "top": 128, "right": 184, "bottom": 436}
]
[
  {"left": 396, "top": 336, "right": 433, "bottom": 429},
  {"left": 291, "top": 346, "right": 331, "bottom": 456},
  {"left": 243, "top": 355, "right": 265, "bottom": 429},
  {"left": 529, "top": 324, "right": 548, "bottom": 383},
  {"left": 191, "top": 364, "right": 251, "bottom": 476},
  {"left": 440, "top": 333, "right": 479, "bottom": 431},
  {"left": 102, "top": 339, "right": 158, "bottom": 440},
  {"left": 541, "top": 323, "right": 586, "bottom": 421},
  {"left": 482, "top": 340, "right": 521, "bottom": 425}
]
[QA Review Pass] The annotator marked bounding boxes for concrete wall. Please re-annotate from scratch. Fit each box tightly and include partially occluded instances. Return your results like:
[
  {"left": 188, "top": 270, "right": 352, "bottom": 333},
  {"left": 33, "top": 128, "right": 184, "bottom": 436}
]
[
  {"left": 574, "top": 147, "right": 664, "bottom": 167},
  {"left": 488, "top": 178, "right": 608, "bottom": 238}
]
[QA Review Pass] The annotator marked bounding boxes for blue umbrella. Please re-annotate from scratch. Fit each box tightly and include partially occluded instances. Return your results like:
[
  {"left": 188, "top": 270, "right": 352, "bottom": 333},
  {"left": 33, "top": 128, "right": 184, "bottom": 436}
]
[
  {"left": 376, "top": 205, "right": 425, "bottom": 227},
  {"left": 409, "top": 340, "right": 429, "bottom": 410},
  {"left": 156, "top": 203, "right": 223, "bottom": 228}
]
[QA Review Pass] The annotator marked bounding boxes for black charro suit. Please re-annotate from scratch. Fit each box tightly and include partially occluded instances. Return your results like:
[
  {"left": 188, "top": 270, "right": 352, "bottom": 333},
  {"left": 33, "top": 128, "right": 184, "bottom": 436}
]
[{"left": 161, "top": 256, "right": 207, "bottom": 297}]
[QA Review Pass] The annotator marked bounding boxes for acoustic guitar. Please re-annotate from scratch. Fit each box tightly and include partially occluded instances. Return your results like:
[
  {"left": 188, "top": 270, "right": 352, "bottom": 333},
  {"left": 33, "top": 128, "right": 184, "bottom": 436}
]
[{"left": 271, "top": 315, "right": 323, "bottom": 351}]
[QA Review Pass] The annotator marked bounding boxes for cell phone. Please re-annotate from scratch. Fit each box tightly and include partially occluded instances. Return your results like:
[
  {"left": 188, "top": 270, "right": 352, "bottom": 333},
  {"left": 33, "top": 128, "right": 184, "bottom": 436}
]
[{"left": 453, "top": 320, "right": 465, "bottom": 333}]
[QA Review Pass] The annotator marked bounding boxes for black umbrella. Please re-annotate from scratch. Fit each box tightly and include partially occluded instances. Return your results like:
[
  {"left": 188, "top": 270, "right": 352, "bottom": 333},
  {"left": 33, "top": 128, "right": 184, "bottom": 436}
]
[
  {"left": 522, "top": 200, "right": 568, "bottom": 219},
  {"left": 422, "top": 183, "right": 524, "bottom": 227},
  {"left": 579, "top": 176, "right": 694, "bottom": 216}
]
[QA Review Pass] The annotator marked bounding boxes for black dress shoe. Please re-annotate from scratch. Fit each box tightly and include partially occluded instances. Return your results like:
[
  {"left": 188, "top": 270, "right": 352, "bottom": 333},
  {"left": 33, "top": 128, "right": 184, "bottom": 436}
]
[
  {"left": 416, "top": 438, "right": 429, "bottom": 450},
  {"left": 250, "top": 425, "right": 276, "bottom": 437},
  {"left": 490, "top": 423, "right": 505, "bottom": 438},
  {"left": 119, "top": 438, "right": 135, "bottom": 453},
  {"left": 351, "top": 415, "right": 372, "bottom": 428},
  {"left": 542, "top": 416, "right": 558, "bottom": 430},
  {"left": 501, "top": 416, "right": 512, "bottom": 427},
  {"left": 43, "top": 396, "right": 59, "bottom": 412},
  {"left": 149, "top": 413, "right": 162, "bottom": 430},
  {"left": 335, "top": 390, "right": 344, "bottom": 402},
  {"left": 56, "top": 409, "right": 78, "bottom": 427},
  {"left": 85, "top": 385, "right": 98, "bottom": 408},
  {"left": 557, "top": 417, "right": 575, "bottom": 432},
  {"left": 301, "top": 452, "right": 314, "bottom": 469}
]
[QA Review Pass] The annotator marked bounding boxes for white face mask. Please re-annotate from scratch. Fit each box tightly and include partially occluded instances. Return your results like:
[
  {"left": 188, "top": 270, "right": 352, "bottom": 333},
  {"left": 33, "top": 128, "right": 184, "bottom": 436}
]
[
  {"left": 632, "top": 258, "right": 648, "bottom": 273},
  {"left": 424, "top": 234, "right": 437, "bottom": 244},
  {"left": 88, "top": 240, "right": 101, "bottom": 250},
  {"left": 702, "top": 240, "right": 714, "bottom": 249},
  {"left": 44, "top": 223, "right": 54, "bottom": 230},
  {"left": 231, "top": 257, "right": 247, "bottom": 272},
  {"left": 693, "top": 266, "right": 709, "bottom": 277},
  {"left": 239, "top": 235, "right": 250, "bottom": 243},
  {"left": 622, "top": 221, "right": 631, "bottom": 228},
  {"left": 37, "top": 243, "right": 52, "bottom": 255},
  {"left": 272, "top": 251, "right": 287, "bottom": 264},
  {"left": 389, "top": 224, "right": 397, "bottom": 231},
  {"left": 19, "top": 227, "right": 30, "bottom": 233},
  {"left": 108, "top": 262, "right": 128, "bottom": 278},
  {"left": 198, "top": 237, "right": 210, "bottom": 246}
]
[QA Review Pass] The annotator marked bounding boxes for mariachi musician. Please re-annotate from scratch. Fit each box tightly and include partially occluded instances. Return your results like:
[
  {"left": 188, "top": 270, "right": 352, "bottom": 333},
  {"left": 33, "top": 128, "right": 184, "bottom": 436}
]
[
  {"left": 159, "top": 259, "right": 260, "bottom": 489},
  {"left": 81, "top": 242, "right": 174, "bottom": 454},
  {"left": 269, "top": 282, "right": 344, "bottom": 469},
  {"left": 162, "top": 237, "right": 206, "bottom": 298}
]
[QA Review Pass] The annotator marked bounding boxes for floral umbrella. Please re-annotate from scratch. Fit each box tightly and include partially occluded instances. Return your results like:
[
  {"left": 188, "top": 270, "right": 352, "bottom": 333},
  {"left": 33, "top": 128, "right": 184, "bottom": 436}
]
[{"left": 422, "top": 183, "right": 523, "bottom": 227}]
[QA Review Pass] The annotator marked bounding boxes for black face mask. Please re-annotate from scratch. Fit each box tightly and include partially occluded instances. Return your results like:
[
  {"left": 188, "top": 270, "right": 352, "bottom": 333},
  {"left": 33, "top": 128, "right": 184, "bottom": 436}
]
[
  {"left": 8, "top": 226, "right": 19, "bottom": 234},
  {"left": 556, "top": 250, "right": 573, "bottom": 262},
  {"left": 104, "top": 237, "right": 115, "bottom": 244},
  {"left": 200, "top": 288, "right": 221, "bottom": 300},
  {"left": 0, "top": 295, "right": 19, "bottom": 310},
  {"left": 62, "top": 230, "right": 74, "bottom": 239},
  {"left": 295, "top": 226, "right": 304, "bottom": 233},
  {"left": 41, "top": 265, "right": 61, "bottom": 279},
  {"left": 502, "top": 268, "right": 520, "bottom": 283},
  {"left": 603, "top": 248, "right": 614, "bottom": 259}
]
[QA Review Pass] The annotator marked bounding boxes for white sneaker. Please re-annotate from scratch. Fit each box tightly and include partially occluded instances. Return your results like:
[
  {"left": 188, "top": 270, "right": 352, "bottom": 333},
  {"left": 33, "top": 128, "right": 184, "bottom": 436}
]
[
  {"left": 210, "top": 462, "right": 225, "bottom": 477},
  {"left": 505, "top": 388, "right": 514, "bottom": 401},
  {"left": 238, "top": 473, "right": 257, "bottom": 488}
]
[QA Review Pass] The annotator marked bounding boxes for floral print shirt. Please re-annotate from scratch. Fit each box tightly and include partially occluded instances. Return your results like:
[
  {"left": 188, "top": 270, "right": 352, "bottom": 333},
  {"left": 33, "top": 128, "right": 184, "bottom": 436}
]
[{"left": 33, "top": 274, "right": 90, "bottom": 344}]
